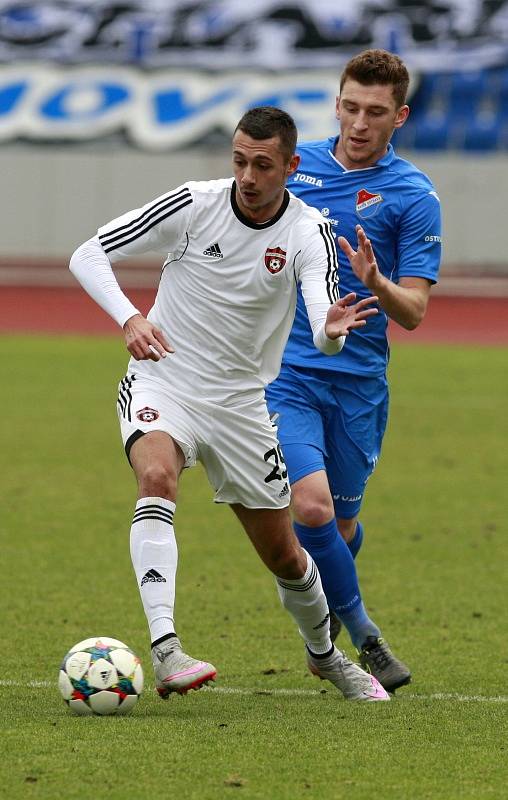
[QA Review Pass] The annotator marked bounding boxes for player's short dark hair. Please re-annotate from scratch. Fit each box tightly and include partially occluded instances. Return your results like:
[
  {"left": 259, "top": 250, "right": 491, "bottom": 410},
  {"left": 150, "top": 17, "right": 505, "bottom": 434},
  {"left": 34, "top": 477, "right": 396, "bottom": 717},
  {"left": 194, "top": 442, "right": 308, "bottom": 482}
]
[
  {"left": 340, "top": 49, "right": 410, "bottom": 108},
  {"left": 234, "top": 107, "right": 297, "bottom": 162}
]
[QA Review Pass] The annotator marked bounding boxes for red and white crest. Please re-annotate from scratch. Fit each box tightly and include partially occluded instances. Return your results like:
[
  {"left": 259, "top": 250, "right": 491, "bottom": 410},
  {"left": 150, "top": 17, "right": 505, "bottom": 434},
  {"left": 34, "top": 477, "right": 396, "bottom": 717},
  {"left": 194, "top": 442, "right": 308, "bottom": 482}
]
[
  {"left": 355, "top": 188, "right": 383, "bottom": 218},
  {"left": 136, "top": 406, "right": 159, "bottom": 423},
  {"left": 264, "top": 246, "right": 287, "bottom": 274}
]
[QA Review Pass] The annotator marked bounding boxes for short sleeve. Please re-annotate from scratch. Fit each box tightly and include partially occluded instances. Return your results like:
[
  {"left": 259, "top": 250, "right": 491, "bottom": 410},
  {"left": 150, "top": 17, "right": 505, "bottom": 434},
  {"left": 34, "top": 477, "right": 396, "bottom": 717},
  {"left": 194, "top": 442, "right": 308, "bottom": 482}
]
[{"left": 397, "top": 190, "right": 442, "bottom": 284}]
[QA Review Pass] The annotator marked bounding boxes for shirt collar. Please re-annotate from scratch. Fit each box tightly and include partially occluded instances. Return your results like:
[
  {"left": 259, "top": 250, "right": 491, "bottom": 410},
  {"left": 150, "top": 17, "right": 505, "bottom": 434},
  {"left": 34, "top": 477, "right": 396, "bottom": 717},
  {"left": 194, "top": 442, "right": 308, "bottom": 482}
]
[{"left": 327, "top": 136, "right": 395, "bottom": 172}]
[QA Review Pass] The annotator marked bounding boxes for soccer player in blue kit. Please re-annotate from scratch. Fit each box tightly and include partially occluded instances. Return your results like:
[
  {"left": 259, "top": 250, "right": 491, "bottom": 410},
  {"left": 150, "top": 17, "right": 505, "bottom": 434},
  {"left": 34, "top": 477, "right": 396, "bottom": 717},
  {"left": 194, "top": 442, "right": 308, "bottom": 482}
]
[{"left": 266, "top": 49, "right": 442, "bottom": 691}]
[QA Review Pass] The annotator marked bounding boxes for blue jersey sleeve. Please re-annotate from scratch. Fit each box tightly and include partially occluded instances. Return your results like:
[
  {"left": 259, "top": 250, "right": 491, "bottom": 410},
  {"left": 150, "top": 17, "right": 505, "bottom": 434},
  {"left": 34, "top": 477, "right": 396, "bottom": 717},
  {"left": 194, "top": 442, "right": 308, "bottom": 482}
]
[{"left": 396, "top": 190, "right": 441, "bottom": 284}]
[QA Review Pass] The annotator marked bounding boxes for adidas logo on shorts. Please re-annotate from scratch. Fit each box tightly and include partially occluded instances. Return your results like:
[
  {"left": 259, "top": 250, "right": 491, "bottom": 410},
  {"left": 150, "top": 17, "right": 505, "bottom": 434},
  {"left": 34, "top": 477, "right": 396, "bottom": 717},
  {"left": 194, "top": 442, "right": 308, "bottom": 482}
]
[{"left": 278, "top": 483, "right": 289, "bottom": 499}]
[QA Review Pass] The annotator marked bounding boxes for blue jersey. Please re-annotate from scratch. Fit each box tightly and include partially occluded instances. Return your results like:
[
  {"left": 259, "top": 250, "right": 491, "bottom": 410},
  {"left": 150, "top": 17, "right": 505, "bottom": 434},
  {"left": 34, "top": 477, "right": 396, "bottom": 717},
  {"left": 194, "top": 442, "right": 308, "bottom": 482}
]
[{"left": 282, "top": 137, "right": 442, "bottom": 376}]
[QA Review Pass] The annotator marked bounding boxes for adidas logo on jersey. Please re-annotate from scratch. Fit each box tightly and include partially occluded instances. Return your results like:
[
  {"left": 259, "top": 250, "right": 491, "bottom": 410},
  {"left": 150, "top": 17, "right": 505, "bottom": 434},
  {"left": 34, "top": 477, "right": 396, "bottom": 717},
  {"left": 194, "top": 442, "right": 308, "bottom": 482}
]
[
  {"left": 141, "top": 568, "right": 167, "bottom": 587},
  {"left": 203, "top": 242, "right": 223, "bottom": 258}
]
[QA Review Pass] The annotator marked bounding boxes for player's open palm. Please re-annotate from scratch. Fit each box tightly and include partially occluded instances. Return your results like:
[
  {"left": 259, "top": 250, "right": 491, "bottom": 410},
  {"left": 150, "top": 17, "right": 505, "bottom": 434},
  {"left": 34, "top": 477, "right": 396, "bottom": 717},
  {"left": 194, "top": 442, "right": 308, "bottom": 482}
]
[
  {"left": 123, "top": 313, "right": 174, "bottom": 361},
  {"left": 325, "top": 293, "right": 379, "bottom": 339},
  {"left": 338, "top": 224, "right": 380, "bottom": 291}
]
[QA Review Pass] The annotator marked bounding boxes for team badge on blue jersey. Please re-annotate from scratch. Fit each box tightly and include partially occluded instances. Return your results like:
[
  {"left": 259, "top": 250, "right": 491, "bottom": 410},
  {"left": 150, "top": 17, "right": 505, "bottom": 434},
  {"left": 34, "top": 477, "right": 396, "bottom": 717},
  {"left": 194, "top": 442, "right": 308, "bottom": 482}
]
[
  {"left": 264, "top": 247, "right": 286, "bottom": 274},
  {"left": 356, "top": 189, "right": 383, "bottom": 218}
]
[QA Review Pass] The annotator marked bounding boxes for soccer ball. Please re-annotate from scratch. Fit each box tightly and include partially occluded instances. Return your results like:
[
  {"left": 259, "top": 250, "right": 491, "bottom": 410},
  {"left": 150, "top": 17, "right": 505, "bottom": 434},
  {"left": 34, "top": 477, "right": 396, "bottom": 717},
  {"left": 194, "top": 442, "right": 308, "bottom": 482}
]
[{"left": 58, "top": 636, "right": 144, "bottom": 716}]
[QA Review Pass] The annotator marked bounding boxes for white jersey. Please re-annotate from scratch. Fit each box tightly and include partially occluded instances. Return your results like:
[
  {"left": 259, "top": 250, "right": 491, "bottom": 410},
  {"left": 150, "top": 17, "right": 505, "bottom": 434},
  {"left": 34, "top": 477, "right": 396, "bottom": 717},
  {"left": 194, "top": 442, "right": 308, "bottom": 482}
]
[{"left": 71, "top": 178, "right": 341, "bottom": 404}]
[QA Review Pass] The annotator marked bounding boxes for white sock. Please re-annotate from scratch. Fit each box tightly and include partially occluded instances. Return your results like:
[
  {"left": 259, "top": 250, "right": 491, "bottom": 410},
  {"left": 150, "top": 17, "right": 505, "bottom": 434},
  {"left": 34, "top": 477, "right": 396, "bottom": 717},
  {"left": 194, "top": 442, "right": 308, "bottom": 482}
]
[
  {"left": 129, "top": 497, "right": 178, "bottom": 645},
  {"left": 276, "top": 550, "right": 332, "bottom": 655}
]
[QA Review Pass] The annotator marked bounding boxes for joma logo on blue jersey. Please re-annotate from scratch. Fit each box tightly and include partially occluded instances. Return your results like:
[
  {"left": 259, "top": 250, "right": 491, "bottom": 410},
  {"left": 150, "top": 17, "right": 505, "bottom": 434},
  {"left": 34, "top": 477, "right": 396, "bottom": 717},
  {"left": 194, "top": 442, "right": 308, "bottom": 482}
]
[{"left": 294, "top": 173, "right": 323, "bottom": 187}]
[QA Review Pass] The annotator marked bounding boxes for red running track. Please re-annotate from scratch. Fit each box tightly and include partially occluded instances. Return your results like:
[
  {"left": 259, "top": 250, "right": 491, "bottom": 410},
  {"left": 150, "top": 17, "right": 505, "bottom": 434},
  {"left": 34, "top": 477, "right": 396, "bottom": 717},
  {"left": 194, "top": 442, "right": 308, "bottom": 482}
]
[{"left": 1, "top": 286, "right": 507, "bottom": 345}]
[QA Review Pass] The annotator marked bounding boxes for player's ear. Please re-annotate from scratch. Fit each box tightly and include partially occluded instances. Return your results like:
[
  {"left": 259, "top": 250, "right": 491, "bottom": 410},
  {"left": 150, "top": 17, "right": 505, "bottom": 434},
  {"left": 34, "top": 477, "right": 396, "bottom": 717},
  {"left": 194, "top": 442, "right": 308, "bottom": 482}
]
[
  {"left": 287, "top": 153, "right": 300, "bottom": 177},
  {"left": 335, "top": 95, "right": 341, "bottom": 121},
  {"left": 394, "top": 104, "right": 410, "bottom": 128}
]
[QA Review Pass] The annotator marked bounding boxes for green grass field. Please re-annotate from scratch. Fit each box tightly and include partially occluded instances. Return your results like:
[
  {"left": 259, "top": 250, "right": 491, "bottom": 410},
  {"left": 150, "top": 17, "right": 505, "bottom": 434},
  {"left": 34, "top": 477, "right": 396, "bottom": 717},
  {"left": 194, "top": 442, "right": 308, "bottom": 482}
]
[{"left": 1, "top": 334, "right": 507, "bottom": 800}]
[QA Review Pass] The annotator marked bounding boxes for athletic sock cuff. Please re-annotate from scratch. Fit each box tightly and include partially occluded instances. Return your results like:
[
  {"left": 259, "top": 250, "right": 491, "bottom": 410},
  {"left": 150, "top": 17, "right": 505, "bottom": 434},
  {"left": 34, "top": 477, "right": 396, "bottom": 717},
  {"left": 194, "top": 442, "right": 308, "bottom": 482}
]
[
  {"left": 306, "top": 644, "right": 334, "bottom": 660},
  {"left": 136, "top": 496, "right": 176, "bottom": 512},
  {"left": 276, "top": 551, "right": 317, "bottom": 592},
  {"left": 151, "top": 632, "right": 177, "bottom": 649},
  {"left": 293, "top": 519, "right": 338, "bottom": 552},
  {"left": 132, "top": 497, "right": 176, "bottom": 528}
]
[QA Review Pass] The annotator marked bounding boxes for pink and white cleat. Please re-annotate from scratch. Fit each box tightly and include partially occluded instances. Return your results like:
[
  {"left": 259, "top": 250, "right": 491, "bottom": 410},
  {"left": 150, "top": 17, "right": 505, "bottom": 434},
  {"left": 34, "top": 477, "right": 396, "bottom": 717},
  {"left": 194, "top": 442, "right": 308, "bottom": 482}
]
[
  {"left": 307, "top": 646, "right": 390, "bottom": 701},
  {"left": 152, "top": 637, "right": 217, "bottom": 697}
]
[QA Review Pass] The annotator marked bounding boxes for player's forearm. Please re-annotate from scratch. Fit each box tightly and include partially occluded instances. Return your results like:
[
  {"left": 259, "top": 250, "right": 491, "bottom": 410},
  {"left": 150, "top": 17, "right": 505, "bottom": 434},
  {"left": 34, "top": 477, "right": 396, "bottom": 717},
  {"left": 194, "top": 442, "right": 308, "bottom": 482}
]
[
  {"left": 300, "top": 267, "right": 343, "bottom": 354},
  {"left": 305, "top": 299, "right": 345, "bottom": 354},
  {"left": 313, "top": 323, "right": 345, "bottom": 355},
  {"left": 368, "top": 273, "right": 428, "bottom": 330},
  {"left": 69, "top": 237, "right": 140, "bottom": 328}
]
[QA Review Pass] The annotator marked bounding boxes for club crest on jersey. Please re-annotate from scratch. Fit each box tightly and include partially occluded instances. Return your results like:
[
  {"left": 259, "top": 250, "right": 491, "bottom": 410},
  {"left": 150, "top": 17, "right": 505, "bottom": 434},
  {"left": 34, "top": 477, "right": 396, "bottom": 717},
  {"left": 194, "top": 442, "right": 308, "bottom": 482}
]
[
  {"left": 264, "top": 246, "right": 287, "bottom": 274},
  {"left": 356, "top": 189, "right": 383, "bottom": 218},
  {"left": 136, "top": 406, "right": 159, "bottom": 423}
]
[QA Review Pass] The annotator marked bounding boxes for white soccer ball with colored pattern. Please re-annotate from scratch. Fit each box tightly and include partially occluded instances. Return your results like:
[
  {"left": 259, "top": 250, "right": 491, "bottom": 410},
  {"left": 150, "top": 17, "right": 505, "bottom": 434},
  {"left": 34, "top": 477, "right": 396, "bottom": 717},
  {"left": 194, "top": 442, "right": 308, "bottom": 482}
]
[{"left": 58, "top": 637, "right": 144, "bottom": 715}]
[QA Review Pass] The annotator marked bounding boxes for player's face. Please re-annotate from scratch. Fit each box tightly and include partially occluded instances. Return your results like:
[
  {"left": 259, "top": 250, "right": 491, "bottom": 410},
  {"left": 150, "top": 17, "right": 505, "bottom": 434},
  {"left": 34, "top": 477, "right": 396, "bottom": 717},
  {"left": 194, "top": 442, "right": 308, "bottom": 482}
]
[
  {"left": 232, "top": 131, "right": 299, "bottom": 223},
  {"left": 335, "top": 79, "right": 409, "bottom": 170}
]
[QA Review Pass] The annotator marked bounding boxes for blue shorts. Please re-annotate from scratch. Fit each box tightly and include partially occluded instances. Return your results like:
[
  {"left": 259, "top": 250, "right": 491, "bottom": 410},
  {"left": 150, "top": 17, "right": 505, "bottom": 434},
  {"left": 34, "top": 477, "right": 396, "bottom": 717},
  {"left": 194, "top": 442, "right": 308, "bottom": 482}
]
[{"left": 265, "top": 364, "right": 389, "bottom": 519}]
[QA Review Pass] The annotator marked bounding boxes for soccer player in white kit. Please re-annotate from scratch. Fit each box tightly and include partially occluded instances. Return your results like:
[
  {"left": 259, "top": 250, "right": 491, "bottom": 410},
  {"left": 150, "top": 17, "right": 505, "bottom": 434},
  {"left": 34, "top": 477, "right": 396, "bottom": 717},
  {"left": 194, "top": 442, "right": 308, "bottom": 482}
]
[{"left": 70, "top": 107, "right": 389, "bottom": 701}]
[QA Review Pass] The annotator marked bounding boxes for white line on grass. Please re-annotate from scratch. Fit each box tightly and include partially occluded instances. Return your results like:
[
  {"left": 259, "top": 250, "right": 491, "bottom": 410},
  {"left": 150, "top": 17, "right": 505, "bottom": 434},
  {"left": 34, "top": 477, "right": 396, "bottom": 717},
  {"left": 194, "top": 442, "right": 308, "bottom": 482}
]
[
  {"left": 204, "top": 687, "right": 508, "bottom": 703},
  {"left": 1, "top": 680, "right": 507, "bottom": 703}
]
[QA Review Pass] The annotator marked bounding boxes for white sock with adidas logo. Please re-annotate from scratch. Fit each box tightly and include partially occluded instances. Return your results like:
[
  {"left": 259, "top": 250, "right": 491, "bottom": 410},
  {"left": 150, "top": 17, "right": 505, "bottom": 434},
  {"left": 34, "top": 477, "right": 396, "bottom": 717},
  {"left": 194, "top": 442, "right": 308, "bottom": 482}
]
[
  {"left": 129, "top": 496, "right": 178, "bottom": 643},
  {"left": 276, "top": 549, "right": 332, "bottom": 656}
]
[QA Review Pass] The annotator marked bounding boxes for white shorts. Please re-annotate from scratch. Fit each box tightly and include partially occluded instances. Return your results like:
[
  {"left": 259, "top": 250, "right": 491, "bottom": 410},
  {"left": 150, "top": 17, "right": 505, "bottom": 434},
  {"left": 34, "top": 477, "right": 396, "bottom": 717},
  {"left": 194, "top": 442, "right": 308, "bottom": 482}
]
[{"left": 117, "top": 373, "right": 290, "bottom": 509}]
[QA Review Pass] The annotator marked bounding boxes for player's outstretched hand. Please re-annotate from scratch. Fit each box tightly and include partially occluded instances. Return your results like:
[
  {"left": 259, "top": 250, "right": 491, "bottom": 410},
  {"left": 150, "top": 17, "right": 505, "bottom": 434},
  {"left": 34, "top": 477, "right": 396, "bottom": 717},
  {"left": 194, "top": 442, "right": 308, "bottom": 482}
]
[
  {"left": 338, "top": 224, "right": 381, "bottom": 291},
  {"left": 325, "top": 293, "right": 379, "bottom": 340},
  {"left": 123, "top": 313, "right": 174, "bottom": 361}
]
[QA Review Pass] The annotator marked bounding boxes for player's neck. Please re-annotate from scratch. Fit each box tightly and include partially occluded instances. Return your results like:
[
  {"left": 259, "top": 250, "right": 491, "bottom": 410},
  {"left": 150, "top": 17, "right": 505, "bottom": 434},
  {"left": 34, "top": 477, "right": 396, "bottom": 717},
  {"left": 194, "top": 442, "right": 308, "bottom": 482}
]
[
  {"left": 333, "top": 138, "right": 387, "bottom": 171},
  {"left": 233, "top": 185, "right": 288, "bottom": 225}
]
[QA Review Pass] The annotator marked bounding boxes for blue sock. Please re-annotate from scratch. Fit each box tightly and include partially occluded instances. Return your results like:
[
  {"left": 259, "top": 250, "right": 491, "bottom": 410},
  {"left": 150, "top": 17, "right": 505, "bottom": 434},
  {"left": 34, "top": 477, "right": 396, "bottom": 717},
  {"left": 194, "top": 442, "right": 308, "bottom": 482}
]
[
  {"left": 294, "top": 519, "right": 380, "bottom": 650},
  {"left": 347, "top": 521, "right": 364, "bottom": 559}
]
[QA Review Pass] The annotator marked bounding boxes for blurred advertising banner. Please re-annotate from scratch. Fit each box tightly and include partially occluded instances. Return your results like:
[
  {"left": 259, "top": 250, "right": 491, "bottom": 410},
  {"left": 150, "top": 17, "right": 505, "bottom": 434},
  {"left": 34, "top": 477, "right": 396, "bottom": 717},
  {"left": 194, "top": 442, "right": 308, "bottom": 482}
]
[
  {"left": 1, "top": 1, "right": 507, "bottom": 150},
  {"left": 1, "top": 1, "right": 507, "bottom": 70},
  {"left": 0, "top": 66, "right": 342, "bottom": 148}
]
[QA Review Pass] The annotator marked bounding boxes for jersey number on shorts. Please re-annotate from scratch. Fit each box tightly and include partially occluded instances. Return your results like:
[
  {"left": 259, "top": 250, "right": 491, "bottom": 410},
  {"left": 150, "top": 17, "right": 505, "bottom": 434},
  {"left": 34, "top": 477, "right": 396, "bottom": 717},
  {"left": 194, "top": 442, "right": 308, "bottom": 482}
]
[{"left": 263, "top": 445, "right": 288, "bottom": 484}]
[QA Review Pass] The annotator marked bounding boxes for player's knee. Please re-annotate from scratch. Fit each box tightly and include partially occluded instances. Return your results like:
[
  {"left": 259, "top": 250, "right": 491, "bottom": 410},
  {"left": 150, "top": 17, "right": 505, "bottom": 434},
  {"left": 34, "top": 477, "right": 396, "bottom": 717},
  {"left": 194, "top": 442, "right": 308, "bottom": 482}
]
[
  {"left": 292, "top": 492, "right": 334, "bottom": 528},
  {"left": 136, "top": 461, "right": 178, "bottom": 499}
]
